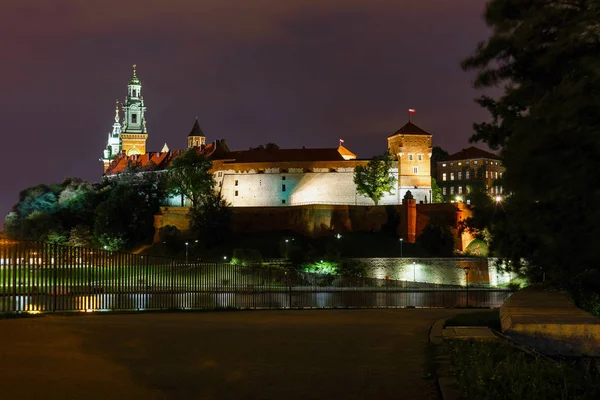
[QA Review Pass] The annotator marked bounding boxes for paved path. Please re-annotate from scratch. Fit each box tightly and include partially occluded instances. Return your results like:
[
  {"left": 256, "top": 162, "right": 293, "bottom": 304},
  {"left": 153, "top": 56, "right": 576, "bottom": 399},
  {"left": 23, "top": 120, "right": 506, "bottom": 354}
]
[{"left": 0, "top": 309, "right": 460, "bottom": 400}]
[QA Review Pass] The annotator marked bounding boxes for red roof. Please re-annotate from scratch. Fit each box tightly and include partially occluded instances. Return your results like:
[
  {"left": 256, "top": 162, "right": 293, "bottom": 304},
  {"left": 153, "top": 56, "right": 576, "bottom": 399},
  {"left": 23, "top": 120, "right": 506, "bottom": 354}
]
[
  {"left": 441, "top": 146, "right": 502, "bottom": 162},
  {"left": 104, "top": 142, "right": 355, "bottom": 175},
  {"left": 389, "top": 121, "right": 431, "bottom": 136},
  {"left": 215, "top": 147, "right": 348, "bottom": 163}
]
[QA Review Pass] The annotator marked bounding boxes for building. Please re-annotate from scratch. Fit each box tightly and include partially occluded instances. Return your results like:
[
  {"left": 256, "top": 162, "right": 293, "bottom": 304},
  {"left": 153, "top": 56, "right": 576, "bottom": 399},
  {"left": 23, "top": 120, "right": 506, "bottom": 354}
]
[
  {"left": 436, "top": 146, "right": 505, "bottom": 202},
  {"left": 102, "top": 67, "right": 433, "bottom": 207},
  {"left": 101, "top": 65, "right": 148, "bottom": 173}
]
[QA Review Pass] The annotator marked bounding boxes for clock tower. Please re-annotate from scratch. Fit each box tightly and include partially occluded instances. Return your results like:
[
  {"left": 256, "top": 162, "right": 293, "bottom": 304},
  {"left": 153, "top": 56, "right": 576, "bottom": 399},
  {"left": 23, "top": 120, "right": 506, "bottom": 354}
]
[{"left": 121, "top": 64, "right": 148, "bottom": 156}]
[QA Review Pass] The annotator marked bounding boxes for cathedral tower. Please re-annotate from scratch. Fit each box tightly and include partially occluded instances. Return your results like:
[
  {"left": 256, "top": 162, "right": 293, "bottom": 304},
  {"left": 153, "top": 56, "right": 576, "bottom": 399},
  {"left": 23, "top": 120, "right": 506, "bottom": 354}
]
[
  {"left": 120, "top": 64, "right": 148, "bottom": 156},
  {"left": 101, "top": 100, "right": 123, "bottom": 173},
  {"left": 187, "top": 118, "right": 206, "bottom": 148}
]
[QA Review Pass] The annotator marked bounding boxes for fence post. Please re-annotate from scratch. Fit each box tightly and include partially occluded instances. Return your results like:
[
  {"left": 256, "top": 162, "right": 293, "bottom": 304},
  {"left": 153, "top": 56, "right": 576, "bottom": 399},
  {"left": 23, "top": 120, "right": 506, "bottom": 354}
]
[
  {"left": 288, "top": 269, "right": 293, "bottom": 309},
  {"left": 52, "top": 243, "right": 57, "bottom": 312}
]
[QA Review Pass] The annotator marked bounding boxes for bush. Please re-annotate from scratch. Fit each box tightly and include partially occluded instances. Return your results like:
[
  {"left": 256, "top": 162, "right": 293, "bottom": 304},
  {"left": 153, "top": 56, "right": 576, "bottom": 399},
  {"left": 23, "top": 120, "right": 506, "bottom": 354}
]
[
  {"left": 158, "top": 225, "right": 181, "bottom": 253},
  {"left": 417, "top": 219, "right": 455, "bottom": 256},
  {"left": 231, "top": 248, "right": 263, "bottom": 266}
]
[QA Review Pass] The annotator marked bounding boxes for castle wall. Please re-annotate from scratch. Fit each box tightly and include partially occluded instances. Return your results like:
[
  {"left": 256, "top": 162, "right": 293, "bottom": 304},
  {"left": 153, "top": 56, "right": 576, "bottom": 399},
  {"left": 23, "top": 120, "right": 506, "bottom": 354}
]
[
  {"left": 155, "top": 203, "right": 473, "bottom": 249},
  {"left": 218, "top": 170, "right": 400, "bottom": 207}
]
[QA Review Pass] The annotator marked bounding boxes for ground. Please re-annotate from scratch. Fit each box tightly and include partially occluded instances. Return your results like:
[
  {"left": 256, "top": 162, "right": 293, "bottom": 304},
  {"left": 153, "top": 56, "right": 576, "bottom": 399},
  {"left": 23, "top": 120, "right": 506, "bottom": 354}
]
[{"left": 0, "top": 309, "right": 461, "bottom": 400}]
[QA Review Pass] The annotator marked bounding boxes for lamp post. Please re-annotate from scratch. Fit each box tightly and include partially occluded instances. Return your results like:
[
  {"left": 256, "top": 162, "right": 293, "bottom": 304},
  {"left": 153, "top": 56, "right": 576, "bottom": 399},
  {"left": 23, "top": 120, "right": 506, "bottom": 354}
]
[
  {"left": 400, "top": 238, "right": 404, "bottom": 257},
  {"left": 413, "top": 261, "right": 416, "bottom": 283},
  {"left": 463, "top": 267, "right": 471, "bottom": 306},
  {"left": 185, "top": 242, "right": 189, "bottom": 263}
]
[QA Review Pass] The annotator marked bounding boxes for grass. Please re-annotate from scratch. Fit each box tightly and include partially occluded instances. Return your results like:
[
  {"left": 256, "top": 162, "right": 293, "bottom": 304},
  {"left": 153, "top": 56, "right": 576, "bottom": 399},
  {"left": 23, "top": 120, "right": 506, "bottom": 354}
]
[
  {"left": 445, "top": 310, "right": 501, "bottom": 331},
  {"left": 445, "top": 340, "right": 600, "bottom": 400}
]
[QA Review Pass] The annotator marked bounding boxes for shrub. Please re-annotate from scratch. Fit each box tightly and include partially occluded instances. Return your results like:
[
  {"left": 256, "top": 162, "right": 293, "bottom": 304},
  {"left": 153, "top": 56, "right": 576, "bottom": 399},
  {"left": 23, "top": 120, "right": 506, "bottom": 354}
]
[{"left": 231, "top": 248, "right": 263, "bottom": 266}]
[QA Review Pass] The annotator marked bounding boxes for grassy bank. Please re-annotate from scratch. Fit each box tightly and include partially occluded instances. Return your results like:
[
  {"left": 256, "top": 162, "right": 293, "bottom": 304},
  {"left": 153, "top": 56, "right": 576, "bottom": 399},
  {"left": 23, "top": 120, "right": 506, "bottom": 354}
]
[
  {"left": 446, "top": 340, "right": 600, "bottom": 399},
  {"left": 444, "top": 310, "right": 501, "bottom": 331}
]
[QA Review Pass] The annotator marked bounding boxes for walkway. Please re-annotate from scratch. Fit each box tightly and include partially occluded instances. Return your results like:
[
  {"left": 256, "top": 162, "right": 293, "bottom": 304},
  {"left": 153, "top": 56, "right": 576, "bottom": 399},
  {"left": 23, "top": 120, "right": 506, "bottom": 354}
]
[{"left": 0, "top": 309, "right": 460, "bottom": 400}]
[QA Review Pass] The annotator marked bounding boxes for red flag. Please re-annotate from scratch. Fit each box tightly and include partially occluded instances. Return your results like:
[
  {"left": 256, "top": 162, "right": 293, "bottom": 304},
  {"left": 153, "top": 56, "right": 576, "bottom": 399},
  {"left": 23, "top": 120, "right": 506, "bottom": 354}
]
[
  {"left": 408, "top": 109, "right": 415, "bottom": 114},
  {"left": 339, "top": 139, "right": 345, "bottom": 145}
]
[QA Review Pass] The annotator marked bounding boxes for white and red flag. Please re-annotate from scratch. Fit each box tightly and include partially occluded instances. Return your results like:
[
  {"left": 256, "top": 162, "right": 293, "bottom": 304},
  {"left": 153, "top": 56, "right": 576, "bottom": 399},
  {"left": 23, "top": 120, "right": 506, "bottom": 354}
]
[
  {"left": 339, "top": 139, "right": 345, "bottom": 145},
  {"left": 408, "top": 109, "right": 415, "bottom": 114}
]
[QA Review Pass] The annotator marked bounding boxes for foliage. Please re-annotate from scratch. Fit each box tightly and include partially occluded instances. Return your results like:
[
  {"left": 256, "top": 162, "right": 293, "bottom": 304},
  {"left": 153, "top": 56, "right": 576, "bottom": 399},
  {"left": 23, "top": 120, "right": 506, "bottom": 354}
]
[
  {"left": 97, "top": 233, "right": 126, "bottom": 251},
  {"left": 166, "top": 148, "right": 215, "bottom": 208},
  {"left": 94, "top": 172, "right": 166, "bottom": 250},
  {"left": 430, "top": 178, "right": 443, "bottom": 203},
  {"left": 353, "top": 151, "right": 396, "bottom": 205},
  {"left": 416, "top": 219, "right": 455, "bottom": 256},
  {"left": 303, "top": 260, "right": 339, "bottom": 275},
  {"left": 67, "top": 225, "right": 94, "bottom": 247},
  {"left": 231, "top": 248, "right": 263, "bottom": 266},
  {"left": 464, "top": 238, "right": 489, "bottom": 257},
  {"left": 252, "top": 143, "right": 280, "bottom": 151},
  {"left": 158, "top": 225, "right": 182, "bottom": 253},
  {"left": 188, "top": 191, "right": 232, "bottom": 248},
  {"left": 446, "top": 340, "right": 600, "bottom": 400},
  {"left": 462, "top": 0, "right": 600, "bottom": 288}
]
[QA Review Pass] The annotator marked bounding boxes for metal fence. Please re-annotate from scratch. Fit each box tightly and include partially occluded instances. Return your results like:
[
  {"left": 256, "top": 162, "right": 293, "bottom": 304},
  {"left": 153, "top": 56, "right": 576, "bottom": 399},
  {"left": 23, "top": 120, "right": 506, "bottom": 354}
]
[{"left": 0, "top": 241, "right": 512, "bottom": 314}]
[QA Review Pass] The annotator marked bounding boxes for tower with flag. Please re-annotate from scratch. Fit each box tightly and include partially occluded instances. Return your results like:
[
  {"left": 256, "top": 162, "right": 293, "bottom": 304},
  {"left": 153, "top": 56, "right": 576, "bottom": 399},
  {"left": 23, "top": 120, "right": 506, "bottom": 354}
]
[{"left": 387, "top": 111, "right": 433, "bottom": 204}]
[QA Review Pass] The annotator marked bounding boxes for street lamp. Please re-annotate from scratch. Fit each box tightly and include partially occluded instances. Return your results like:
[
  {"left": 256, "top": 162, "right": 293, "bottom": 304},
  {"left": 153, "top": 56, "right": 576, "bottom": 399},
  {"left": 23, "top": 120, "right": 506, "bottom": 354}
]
[
  {"left": 463, "top": 267, "right": 471, "bottom": 307},
  {"left": 495, "top": 196, "right": 502, "bottom": 202},
  {"left": 185, "top": 242, "right": 189, "bottom": 263},
  {"left": 413, "top": 261, "right": 416, "bottom": 283},
  {"left": 285, "top": 239, "right": 289, "bottom": 258},
  {"left": 400, "top": 238, "right": 404, "bottom": 257}
]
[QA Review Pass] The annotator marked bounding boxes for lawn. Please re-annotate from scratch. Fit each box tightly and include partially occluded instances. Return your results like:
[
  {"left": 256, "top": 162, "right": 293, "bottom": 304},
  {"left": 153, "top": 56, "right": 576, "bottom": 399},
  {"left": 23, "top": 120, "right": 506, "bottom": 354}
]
[{"left": 445, "top": 339, "right": 600, "bottom": 400}]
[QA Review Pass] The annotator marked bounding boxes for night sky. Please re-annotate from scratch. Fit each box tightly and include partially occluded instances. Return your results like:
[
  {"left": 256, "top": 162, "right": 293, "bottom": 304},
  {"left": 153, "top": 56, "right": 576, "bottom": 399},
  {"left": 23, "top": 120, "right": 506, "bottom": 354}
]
[{"left": 0, "top": 0, "right": 493, "bottom": 223}]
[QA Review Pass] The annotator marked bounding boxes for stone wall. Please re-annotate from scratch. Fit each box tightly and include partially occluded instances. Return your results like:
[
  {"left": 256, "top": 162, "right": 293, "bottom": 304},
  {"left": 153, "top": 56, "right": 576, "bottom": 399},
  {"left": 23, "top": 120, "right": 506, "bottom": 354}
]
[
  {"left": 353, "top": 257, "right": 513, "bottom": 287},
  {"left": 154, "top": 203, "right": 476, "bottom": 250}
]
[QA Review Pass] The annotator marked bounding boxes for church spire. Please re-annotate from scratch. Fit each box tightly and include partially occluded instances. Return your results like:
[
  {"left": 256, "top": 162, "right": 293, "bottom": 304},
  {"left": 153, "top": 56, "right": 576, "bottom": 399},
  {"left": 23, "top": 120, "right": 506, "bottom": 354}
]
[{"left": 101, "top": 99, "right": 123, "bottom": 173}]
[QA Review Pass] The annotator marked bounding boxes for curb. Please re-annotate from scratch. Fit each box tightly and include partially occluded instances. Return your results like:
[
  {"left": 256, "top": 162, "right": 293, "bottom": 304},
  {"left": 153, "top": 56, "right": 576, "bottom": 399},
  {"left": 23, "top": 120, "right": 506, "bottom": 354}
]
[{"left": 429, "top": 318, "right": 462, "bottom": 400}]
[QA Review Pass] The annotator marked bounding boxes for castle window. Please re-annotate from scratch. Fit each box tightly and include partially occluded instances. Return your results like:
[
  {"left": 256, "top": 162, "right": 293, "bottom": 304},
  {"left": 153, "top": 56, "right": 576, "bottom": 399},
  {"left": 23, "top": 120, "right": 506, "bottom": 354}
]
[
  {"left": 458, "top": 186, "right": 463, "bottom": 194},
  {"left": 282, "top": 176, "right": 286, "bottom": 180},
  {"left": 132, "top": 114, "right": 137, "bottom": 124},
  {"left": 417, "top": 154, "right": 423, "bottom": 161},
  {"left": 458, "top": 171, "right": 462, "bottom": 180},
  {"left": 442, "top": 173, "right": 447, "bottom": 181},
  {"left": 442, "top": 187, "right": 447, "bottom": 195},
  {"left": 450, "top": 186, "right": 455, "bottom": 195},
  {"left": 235, "top": 191, "right": 238, "bottom": 196},
  {"left": 450, "top": 172, "right": 455, "bottom": 181},
  {"left": 442, "top": 163, "right": 447, "bottom": 167},
  {"left": 408, "top": 154, "right": 414, "bottom": 161},
  {"left": 466, "top": 170, "right": 470, "bottom": 180},
  {"left": 486, "top": 171, "right": 489, "bottom": 179},
  {"left": 218, "top": 172, "right": 222, "bottom": 177},
  {"left": 235, "top": 180, "right": 239, "bottom": 186},
  {"left": 282, "top": 184, "right": 286, "bottom": 192},
  {"left": 450, "top": 162, "right": 454, "bottom": 167},
  {"left": 495, "top": 171, "right": 498, "bottom": 179},
  {"left": 413, "top": 166, "right": 418, "bottom": 174},
  {"left": 458, "top": 162, "right": 462, "bottom": 166},
  {"left": 281, "top": 199, "right": 286, "bottom": 204}
]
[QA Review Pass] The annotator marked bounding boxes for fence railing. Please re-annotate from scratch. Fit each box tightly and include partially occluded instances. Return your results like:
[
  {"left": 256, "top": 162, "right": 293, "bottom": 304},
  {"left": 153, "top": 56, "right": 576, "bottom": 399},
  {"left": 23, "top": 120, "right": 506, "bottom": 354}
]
[{"left": 0, "top": 241, "right": 512, "bottom": 313}]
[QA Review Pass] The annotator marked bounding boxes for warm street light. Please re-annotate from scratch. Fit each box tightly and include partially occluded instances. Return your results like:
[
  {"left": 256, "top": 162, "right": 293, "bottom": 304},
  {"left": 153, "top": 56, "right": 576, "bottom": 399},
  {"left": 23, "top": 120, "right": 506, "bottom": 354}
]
[
  {"left": 463, "top": 267, "right": 471, "bottom": 306},
  {"left": 455, "top": 195, "right": 463, "bottom": 202},
  {"left": 413, "top": 261, "right": 416, "bottom": 282},
  {"left": 185, "top": 242, "right": 189, "bottom": 263},
  {"left": 400, "top": 238, "right": 404, "bottom": 257},
  {"left": 495, "top": 196, "right": 502, "bottom": 202}
]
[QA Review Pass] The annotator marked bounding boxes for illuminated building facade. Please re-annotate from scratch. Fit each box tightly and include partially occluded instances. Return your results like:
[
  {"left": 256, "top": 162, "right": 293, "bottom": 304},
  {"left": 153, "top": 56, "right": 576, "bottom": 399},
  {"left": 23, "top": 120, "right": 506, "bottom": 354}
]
[{"left": 436, "top": 146, "right": 505, "bottom": 202}]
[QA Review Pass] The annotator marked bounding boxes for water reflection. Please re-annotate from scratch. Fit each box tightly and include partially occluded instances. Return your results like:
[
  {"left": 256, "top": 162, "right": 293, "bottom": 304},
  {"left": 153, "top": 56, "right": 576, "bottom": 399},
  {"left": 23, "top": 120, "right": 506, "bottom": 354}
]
[{"left": 3, "top": 290, "right": 512, "bottom": 313}]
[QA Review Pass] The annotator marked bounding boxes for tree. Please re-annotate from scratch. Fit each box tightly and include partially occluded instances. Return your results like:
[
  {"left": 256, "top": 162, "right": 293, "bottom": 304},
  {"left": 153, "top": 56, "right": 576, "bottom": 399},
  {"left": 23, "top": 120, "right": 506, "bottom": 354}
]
[
  {"left": 189, "top": 191, "right": 232, "bottom": 247},
  {"left": 417, "top": 219, "right": 455, "bottom": 257},
  {"left": 354, "top": 152, "right": 396, "bottom": 205},
  {"left": 462, "top": 0, "right": 600, "bottom": 287},
  {"left": 167, "top": 148, "right": 215, "bottom": 208},
  {"left": 431, "top": 178, "right": 443, "bottom": 203}
]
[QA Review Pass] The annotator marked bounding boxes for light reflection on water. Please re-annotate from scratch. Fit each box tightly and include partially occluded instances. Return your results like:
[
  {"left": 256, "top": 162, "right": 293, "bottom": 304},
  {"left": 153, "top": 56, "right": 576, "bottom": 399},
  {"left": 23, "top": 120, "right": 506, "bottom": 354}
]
[{"left": 5, "top": 290, "right": 511, "bottom": 313}]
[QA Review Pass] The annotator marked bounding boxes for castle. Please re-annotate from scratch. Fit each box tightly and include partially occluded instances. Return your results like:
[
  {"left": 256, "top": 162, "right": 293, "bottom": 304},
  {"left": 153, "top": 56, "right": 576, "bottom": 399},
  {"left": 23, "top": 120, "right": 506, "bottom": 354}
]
[{"left": 102, "top": 66, "right": 434, "bottom": 207}]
